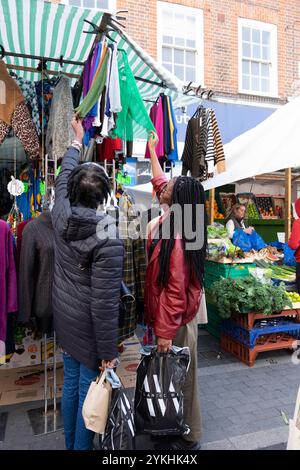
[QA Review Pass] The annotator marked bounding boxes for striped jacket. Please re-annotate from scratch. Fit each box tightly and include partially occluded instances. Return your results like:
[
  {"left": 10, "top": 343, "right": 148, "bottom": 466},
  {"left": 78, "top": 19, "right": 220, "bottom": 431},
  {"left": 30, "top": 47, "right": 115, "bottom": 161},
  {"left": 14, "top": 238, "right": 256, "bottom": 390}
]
[{"left": 182, "top": 107, "right": 226, "bottom": 180}]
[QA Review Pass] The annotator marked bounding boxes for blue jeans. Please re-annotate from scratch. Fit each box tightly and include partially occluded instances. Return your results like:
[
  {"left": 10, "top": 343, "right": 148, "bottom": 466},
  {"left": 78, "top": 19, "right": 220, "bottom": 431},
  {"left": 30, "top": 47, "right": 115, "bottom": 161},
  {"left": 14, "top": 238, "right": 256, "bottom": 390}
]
[{"left": 62, "top": 352, "right": 98, "bottom": 450}]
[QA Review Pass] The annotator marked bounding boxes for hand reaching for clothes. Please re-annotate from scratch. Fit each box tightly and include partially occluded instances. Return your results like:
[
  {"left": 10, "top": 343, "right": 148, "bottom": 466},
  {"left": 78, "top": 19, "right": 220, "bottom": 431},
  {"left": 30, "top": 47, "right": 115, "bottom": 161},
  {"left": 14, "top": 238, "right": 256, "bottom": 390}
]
[
  {"left": 71, "top": 115, "right": 84, "bottom": 143},
  {"left": 148, "top": 130, "right": 159, "bottom": 151}
]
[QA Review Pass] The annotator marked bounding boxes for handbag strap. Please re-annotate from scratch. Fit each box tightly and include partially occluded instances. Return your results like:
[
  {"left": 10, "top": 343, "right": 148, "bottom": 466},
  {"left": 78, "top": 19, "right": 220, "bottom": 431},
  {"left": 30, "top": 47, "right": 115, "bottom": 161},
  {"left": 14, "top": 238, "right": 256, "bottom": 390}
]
[{"left": 96, "top": 369, "right": 107, "bottom": 386}]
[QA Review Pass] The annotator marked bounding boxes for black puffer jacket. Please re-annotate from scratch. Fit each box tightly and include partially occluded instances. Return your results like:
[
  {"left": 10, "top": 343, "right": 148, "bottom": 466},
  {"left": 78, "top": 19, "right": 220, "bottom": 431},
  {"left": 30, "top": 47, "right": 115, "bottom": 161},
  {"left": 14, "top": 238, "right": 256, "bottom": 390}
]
[{"left": 51, "top": 147, "right": 124, "bottom": 370}]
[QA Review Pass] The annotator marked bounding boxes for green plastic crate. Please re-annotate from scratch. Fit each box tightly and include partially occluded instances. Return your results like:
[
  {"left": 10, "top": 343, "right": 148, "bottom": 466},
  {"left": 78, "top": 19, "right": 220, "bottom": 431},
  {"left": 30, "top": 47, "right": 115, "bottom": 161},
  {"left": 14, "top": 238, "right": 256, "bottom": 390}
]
[
  {"left": 205, "top": 261, "right": 256, "bottom": 279},
  {"left": 205, "top": 304, "right": 222, "bottom": 339}
]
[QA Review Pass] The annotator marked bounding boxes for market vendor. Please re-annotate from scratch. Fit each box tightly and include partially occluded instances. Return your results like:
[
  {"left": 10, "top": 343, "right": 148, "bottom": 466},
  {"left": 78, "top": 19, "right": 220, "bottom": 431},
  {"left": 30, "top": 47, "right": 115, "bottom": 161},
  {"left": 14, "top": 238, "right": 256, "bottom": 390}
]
[
  {"left": 288, "top": 197, "right": 300, "bottom": 293},
  {"left": 225, "top": 203, "right": 254, "bottom": 239}
]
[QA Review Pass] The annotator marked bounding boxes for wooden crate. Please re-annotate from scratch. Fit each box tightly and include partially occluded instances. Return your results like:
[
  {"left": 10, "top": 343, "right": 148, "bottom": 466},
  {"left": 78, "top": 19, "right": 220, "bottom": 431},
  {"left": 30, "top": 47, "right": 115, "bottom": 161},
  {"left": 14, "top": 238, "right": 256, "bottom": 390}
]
[
  {"left": 221, "top": 333, "right": 296, "bottom": 367},
  {"left": 230, "top": 309, "right": 300, "bottom": 331}
]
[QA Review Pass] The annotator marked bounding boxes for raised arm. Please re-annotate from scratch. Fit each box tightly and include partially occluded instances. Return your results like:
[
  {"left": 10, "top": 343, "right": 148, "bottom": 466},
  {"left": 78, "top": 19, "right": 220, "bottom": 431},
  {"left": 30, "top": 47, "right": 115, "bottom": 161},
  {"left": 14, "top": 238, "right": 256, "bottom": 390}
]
[
  {"left": 52, "top": 116, "right": 84, "bottom": 236},
  {"left": 148, "top": 131, "right": 164, "bottom": 178}
]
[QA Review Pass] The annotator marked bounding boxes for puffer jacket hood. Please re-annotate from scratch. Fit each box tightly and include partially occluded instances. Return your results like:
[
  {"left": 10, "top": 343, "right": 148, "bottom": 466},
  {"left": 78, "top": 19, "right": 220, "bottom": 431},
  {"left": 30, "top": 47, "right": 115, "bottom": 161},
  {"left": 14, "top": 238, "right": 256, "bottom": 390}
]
[{"left": 63, "top": 205, "right": 116, "bottom": 242}]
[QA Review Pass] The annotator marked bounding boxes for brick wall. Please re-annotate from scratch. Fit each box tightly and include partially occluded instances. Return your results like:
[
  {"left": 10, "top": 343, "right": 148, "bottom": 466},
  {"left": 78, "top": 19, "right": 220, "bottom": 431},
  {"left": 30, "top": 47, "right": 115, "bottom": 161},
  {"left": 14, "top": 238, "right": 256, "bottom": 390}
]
[{"left": 53, "top": 0, "right": 300, "bottom": 101}]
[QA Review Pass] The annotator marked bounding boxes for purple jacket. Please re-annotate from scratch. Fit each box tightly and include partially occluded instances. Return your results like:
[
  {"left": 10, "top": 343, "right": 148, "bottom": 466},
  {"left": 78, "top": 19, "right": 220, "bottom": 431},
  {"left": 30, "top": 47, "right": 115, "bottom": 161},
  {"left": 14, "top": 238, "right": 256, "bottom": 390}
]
[{"left": 0, "top": 220, "right": 17, "bottom": 344}]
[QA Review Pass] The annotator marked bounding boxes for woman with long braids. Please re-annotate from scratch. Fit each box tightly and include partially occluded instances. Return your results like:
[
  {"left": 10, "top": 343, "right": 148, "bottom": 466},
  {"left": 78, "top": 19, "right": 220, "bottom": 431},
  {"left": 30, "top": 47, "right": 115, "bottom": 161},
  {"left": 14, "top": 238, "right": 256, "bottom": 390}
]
[
  {"left": 145, "top": 131, "right": 207, "bottom": 451},
  {"left": 51, "top": 117, "right": 124, "bottom": 450}
]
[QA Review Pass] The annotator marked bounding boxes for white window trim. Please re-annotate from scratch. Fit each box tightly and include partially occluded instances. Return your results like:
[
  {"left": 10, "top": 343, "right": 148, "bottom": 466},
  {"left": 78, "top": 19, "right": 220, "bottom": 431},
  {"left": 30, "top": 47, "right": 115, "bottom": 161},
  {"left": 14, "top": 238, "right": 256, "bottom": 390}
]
[
  {"left": 60, "top": 0, "right": 116, "bottom": 13},
  {"left": 238, "top": 18, "right": 278, "bottom": 98},
  {"left": 157, "top": 1, "right": 204, "bottom": 86}
]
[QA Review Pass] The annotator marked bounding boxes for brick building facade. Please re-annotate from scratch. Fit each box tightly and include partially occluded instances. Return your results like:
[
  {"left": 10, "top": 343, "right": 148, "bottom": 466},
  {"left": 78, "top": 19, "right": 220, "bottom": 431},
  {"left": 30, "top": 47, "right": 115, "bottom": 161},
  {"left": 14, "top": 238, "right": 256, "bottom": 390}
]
[{"left": 57, "top": 0, "right": 300, "bottom": 105}]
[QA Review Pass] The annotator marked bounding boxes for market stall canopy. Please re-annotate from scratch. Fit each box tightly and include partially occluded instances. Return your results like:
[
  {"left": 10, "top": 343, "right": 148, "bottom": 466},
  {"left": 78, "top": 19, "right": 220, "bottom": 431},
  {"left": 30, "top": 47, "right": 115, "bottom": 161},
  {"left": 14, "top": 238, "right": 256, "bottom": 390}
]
[
  {"left": 202, "top": 96, "right": 300, "bottom": 190},
  {"left": 0, "top": 0, "right": 199, "bottom": 111}
]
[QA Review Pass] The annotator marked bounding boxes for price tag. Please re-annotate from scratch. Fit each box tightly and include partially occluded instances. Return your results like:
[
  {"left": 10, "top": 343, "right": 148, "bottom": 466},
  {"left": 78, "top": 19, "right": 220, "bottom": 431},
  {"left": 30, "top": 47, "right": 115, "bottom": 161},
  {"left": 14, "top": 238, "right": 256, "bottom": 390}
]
[{"left": 7, "top": 176, "right": 25, "bottom": 197}]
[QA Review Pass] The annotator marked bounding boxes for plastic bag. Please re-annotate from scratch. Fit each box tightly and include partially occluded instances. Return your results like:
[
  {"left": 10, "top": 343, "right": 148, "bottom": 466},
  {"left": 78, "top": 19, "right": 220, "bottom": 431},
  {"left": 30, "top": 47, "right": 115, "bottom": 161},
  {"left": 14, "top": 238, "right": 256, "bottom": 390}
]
[
  {"left": 284, "top": 243, "right": 296, "bottom": 267},
  {"left": 100, "top": 387, "right": 135, "bottom": 450},
  {"left": 232, "top": 229, "right": 267, "bottom": 252},
  {"left": 249, "top": 230, "right": 267, "bottom": 250},
  {"left": 134, "top": 346, "right": 190, "bottom": 436},
  {"left": 232, "top": 229, "right": 252, "bottom": 252}
]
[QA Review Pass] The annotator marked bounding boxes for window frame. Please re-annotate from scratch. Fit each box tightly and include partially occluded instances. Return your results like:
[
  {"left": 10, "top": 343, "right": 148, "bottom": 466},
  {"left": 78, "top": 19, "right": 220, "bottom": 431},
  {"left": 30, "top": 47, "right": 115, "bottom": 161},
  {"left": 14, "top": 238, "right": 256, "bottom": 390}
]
[
  {"left": 238, "top": 17, "right": 278, "bottom": 97},
  {"left": 157, "top": 1, "right": 204, "bottom": 85},
  {"left": 60, "top": 0, "right": 116, "bottom": 12}
]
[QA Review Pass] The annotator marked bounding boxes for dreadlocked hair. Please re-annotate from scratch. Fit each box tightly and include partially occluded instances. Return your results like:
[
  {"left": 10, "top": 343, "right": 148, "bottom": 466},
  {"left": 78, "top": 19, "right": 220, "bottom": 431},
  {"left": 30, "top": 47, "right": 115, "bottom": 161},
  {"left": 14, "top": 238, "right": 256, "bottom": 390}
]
[
  {"left": 67, "top": 163, "right": 111, "bottom": 209},
  {"left": 158, "top": 176, "right": 207, "bottom": 289}
]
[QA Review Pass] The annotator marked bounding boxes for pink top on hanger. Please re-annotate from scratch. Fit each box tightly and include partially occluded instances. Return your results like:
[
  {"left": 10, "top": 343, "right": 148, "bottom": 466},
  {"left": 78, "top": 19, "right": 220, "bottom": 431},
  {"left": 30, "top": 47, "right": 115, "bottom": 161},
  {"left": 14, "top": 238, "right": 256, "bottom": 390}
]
[{"left": 145, "top": 96, "right": 164, "bottom": 159}]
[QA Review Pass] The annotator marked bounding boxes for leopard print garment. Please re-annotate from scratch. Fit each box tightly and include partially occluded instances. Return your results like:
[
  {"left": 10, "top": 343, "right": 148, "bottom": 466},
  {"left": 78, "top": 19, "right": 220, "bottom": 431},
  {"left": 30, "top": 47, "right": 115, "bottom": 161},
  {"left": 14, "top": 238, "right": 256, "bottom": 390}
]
[{"left": 0, "top": 101, "right": 40, "bottom": 160}]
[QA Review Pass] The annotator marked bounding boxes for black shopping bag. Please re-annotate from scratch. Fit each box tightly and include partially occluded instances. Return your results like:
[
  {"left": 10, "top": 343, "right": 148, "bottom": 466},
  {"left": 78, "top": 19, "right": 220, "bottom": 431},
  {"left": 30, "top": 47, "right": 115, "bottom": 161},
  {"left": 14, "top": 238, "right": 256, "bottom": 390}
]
[
  {"left": 134, "top": 347, "right": 190, "bottom": 436},
  {"left": 100, "top": 387, "right": 135, "bottom": 450}
]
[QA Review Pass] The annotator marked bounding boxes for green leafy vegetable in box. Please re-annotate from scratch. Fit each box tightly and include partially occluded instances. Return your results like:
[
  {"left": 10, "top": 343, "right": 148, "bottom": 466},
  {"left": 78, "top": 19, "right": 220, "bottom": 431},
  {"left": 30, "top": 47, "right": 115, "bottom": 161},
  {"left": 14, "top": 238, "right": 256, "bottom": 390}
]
[
  {"left": 208, "top": 276, "right": 292, "bottom": 318},
  {"left": 207, "top": 225, "right": 229, "bottom": 239}
]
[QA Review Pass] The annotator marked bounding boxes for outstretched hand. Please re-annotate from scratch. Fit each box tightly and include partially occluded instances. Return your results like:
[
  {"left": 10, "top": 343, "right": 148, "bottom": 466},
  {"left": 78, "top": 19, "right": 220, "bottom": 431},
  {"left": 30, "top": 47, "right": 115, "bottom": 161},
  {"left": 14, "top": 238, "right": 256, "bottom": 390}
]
[
  {"left": 71, "top": 114, "right": 84, "bottom": 143},
  {"left": 148, "top": 131, "right": 159, "bottom": 151}
]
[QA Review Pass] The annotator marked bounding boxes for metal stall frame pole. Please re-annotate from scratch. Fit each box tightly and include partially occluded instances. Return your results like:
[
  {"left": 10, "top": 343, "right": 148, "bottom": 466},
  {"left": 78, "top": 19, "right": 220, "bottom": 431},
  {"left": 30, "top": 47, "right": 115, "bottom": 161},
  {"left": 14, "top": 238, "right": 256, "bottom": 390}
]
[
  {"left": 53, "top": 331, "right": 57, "bottom": 414},
  {"left": 44, "top": 333, "right": 48, "bottom": 416},
  {"left": 113, "top": 159, "right": 116, "bottom": 194},
  {"left": 209, "top": 188, "right": 215, "bottom": 225},
  {"left": 285, "top": 168, "right": 292, "bottom": 241},
  {"left": 27, "top": 332, "right": 63, "bottom": 436}
]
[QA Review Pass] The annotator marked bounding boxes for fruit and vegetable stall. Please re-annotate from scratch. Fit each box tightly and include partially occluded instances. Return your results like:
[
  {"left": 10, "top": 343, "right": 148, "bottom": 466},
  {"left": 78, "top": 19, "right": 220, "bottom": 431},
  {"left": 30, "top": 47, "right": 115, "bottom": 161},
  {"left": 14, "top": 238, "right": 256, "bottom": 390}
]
[
  {"left": 208, "top": 190, "right": 286, "bottom": 242},
  {"left": 205, "top": 223, "right": 299, "bottom": 366}
]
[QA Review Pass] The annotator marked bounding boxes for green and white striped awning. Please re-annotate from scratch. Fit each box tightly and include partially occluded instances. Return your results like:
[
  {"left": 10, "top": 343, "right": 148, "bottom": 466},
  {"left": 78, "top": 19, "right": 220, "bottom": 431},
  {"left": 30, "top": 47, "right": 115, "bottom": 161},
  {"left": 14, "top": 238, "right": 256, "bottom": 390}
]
[{"left": 0, "top": 0, "right": 199, "bottom": 110}]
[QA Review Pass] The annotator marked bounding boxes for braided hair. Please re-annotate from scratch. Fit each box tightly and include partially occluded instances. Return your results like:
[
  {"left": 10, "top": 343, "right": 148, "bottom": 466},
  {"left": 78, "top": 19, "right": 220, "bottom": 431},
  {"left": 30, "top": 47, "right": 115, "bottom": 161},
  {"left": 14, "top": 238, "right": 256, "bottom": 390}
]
[
  {"left": 158, "top": 176, "right": 207, "bottom": 289},
  {"left": 67, "top": 162, "right": 111, "bottom": 208}
]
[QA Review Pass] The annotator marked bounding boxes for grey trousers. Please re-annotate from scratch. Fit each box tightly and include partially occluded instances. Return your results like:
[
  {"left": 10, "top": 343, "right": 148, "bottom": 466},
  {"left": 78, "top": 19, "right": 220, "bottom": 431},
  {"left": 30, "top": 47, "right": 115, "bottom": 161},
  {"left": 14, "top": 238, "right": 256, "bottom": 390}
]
[{"left": 174, "top": 315, "right": 202, "bottom": 442}]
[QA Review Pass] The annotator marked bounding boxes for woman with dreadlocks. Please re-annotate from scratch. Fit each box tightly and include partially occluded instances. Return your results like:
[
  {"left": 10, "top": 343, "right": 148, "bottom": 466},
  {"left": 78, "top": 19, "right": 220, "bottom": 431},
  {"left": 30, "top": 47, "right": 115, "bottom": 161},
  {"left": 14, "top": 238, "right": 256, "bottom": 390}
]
[
  {"left": 145, "top": 131, "right": 207, "bottom": 451},
  {"left": 51, "top": 116, "right": 124, "bottom": 450}
]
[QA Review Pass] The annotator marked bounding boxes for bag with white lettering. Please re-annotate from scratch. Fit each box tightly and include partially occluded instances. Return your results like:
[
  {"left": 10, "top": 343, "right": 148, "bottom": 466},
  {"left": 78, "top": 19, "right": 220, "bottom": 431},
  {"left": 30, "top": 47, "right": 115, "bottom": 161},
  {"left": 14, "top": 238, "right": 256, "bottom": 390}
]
[
  {"left": 100, "top": 387, "right": 135, "bottom": 450},
  {"left": 134, "top": 347, "right": 190, "bottom": 436}
]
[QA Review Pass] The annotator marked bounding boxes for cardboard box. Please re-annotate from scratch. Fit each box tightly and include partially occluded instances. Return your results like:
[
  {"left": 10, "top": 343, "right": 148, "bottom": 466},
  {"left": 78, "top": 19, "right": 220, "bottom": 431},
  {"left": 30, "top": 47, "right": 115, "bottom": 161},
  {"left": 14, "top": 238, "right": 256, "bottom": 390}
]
[
  {"left": 0, "top": 328, "right": 41, "bottom": 369},
  {"left": 118, "top": 336, "right": 141, "bottom": 389},
  {"left": 0, "top": 365, "right": 64, "bottom": 406}
]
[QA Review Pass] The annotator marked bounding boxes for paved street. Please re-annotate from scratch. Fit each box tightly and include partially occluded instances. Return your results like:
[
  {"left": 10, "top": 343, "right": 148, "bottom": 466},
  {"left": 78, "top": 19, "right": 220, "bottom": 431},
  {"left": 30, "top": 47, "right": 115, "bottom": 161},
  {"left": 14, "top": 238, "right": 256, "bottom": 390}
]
[{"left": 0, "top": 329, "right": 297, "bottom": 450}]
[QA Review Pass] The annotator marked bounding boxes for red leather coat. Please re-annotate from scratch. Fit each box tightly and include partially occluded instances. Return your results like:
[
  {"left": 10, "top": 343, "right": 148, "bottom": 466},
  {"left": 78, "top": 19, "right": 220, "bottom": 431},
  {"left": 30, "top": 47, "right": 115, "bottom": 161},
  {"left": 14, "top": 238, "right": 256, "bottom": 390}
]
[{"left": 144, "top": 175, "right": 202, "bottom": 340}]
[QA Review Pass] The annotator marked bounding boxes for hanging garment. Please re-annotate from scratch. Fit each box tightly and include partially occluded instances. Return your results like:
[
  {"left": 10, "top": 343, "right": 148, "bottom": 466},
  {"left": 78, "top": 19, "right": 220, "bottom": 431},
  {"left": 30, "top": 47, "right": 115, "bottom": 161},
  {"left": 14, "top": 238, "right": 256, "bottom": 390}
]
[
  {"left": 0, "top": 167, "right": 13, "bottom": 217},
  {"left": 35, "top": 79, "right": 54, "bottom": 135},
  {"left": 108, "top": 45, "right": 122, "bottom": 120},
  {"left": 82, "top": 41, "right": 103, "bottom": 132},
  {"left": 112, "top": 50, "right": 155, "bottom": 142},
  {"left": 0, "top": 60, "right": 24, "bottom": 125},
  {"left": 76, "top": 44, "right": 109, "bottom": 120},
  {"left": 181, "top": 107, "right": 207, "bottom": 180},
  {"left": 182, "top": 107, "right": 225, "bottom": 180},
  {"left": 100, "top": 44, "right": 122, "bottom": 136},
  {"left": 46, "top": 76, "right": 74, "bottom": 161},
  {"left": 207, "top": 109, "right": 226, "bottom": 174},
  {"left": 0, "top": 101, "right": 40, "bottom": 160},
  {"left": 94, "top": 46, "right": 112, "bottom": 131},
  {"left": 166, "top": 96, "right": 178, "bottom": 161},
  {"left": 18, "top": 211, "right": 54, "bottom": 334},
  {"left": 12, "top": 75, "right": 40, "bottom": 136},
  {"left": 145, "top": 97, "right": 164, "bottom": 159},
  {"left": 16, "top": 219, "right": 32, "bottom": 269},
  {"left": 16, "top": 166, "right": 41, "bottom": 220},
  {"left": 0, "top": 220, "right": 18, "bottom": 356},
  {"left": 162, "top": 95, "right": 172, "bottom": 157},
  {"left": 118, "top": 215, "right": 147, "bottom": 343},
  {"left": 96, "top": 137, "right": 123, "bottom": 162}
]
